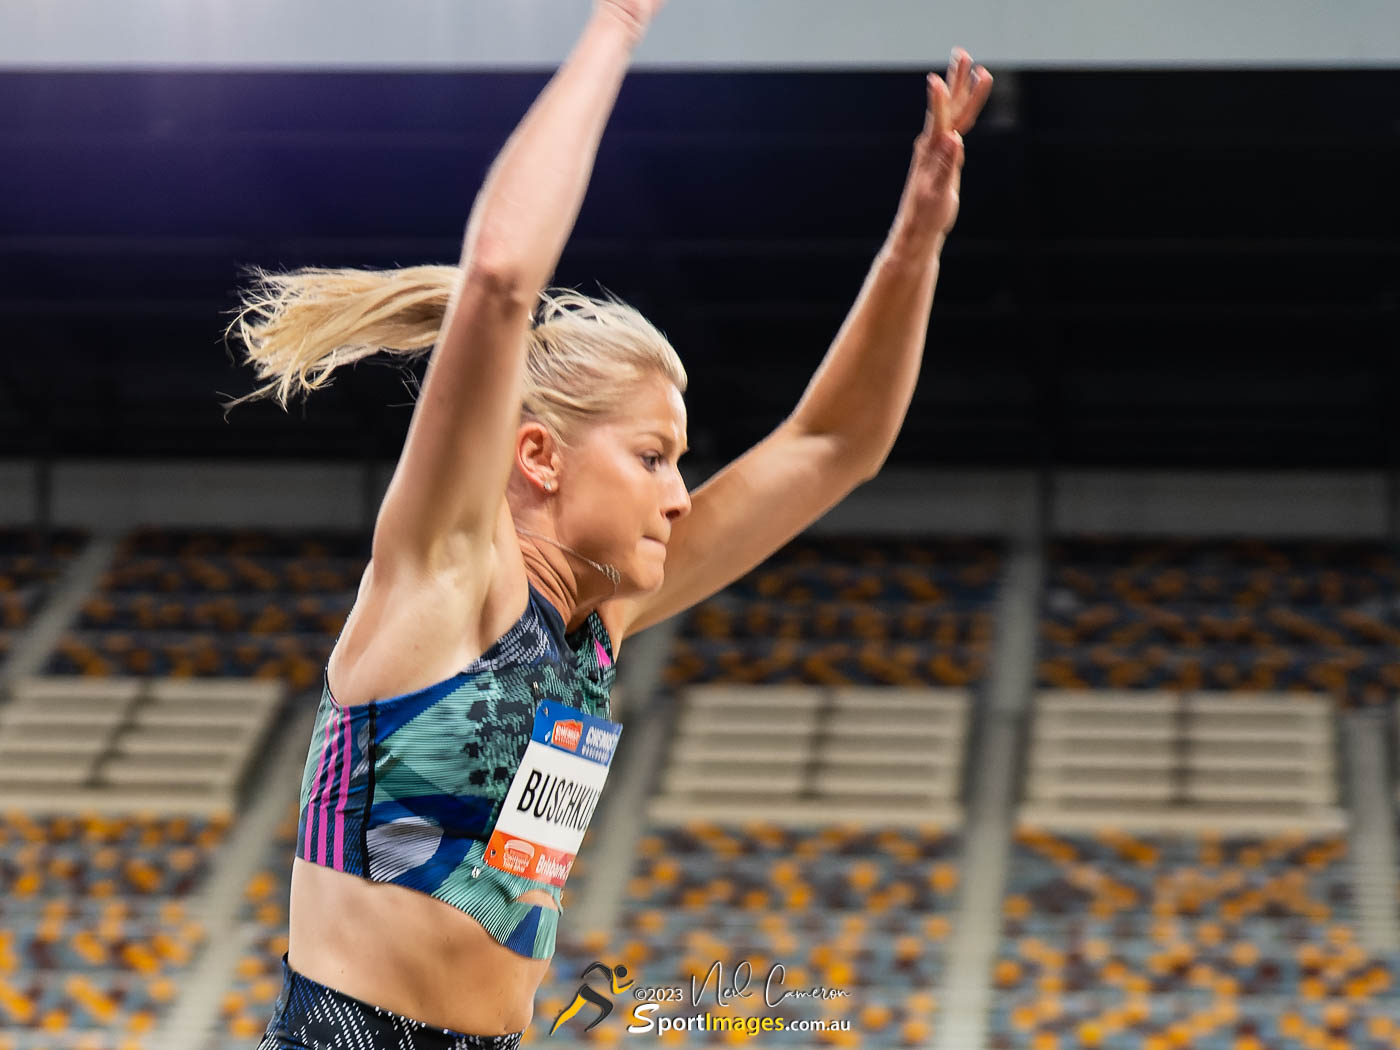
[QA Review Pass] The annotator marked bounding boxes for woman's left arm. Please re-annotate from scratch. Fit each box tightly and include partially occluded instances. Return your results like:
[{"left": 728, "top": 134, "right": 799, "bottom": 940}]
[{"left": 612, "top": 51, "right": 993, "bottom": 640}]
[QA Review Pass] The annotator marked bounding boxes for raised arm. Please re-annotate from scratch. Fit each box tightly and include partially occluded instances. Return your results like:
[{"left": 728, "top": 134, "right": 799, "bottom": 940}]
[
  {"left": 614, "top": 51, "right": 993, "bottom": 638},
  {"left": 374, "top": 2, "right": 663, "bottom": 570}
]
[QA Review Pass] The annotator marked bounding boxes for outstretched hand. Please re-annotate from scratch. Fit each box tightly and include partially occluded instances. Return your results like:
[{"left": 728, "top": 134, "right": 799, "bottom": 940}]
[{"left": 890, "top": 48, "right": 994, "bottom": 259}]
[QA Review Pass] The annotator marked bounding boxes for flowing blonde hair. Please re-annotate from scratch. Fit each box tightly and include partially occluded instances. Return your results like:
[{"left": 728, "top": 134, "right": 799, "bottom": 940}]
[{"left": 223, "top": 264, "right": 687, "bottom": 444}]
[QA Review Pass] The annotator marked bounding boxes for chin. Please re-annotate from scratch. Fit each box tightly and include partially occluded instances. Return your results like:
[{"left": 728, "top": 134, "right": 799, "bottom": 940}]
[{"left": 626, "top": 564, "right": 665, "bottom": 596}]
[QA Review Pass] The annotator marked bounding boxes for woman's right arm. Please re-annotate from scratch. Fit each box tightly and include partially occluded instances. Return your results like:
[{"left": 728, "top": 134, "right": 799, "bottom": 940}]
[{"left": 374, "top": 2, "right": 662, "bottom": 572}]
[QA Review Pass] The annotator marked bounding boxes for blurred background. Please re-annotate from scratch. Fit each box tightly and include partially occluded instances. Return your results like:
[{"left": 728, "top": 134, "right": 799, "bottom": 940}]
[{"left": 0, "top": 2, "right": 1398, "bottom": 1048}]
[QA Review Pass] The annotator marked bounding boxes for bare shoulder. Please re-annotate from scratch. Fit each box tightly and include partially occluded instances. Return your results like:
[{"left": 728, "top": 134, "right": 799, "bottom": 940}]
[{"left": 328, "top": 508, "right": 530, "bottom": 706}]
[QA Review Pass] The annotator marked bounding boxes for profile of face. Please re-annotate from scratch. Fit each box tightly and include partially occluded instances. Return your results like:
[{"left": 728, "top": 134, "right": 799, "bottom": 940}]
[{"left": 537, "top": 372, "right": 692, "bottom": 596}]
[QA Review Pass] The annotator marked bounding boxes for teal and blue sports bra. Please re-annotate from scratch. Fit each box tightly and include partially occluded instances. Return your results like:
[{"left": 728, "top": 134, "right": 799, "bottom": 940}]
[{"left": 296, "top": 582, "right": 616, "bottom": 960}]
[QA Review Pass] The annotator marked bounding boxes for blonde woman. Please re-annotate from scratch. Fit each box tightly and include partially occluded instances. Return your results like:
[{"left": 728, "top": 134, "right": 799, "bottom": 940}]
[{"left": 232, "top": 0, "right": 991, "bottom": 1046}]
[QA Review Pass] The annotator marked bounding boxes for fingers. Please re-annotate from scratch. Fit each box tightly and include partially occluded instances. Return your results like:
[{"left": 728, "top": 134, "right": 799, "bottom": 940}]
[
  {"left": 930, "top": 50, "right": 994, "bottom": 138},
  {"left": 922, "top": 74, "right": 964, "bottom": 181},
  {"left": 955, "top": 66, "right": 994, "bottom": 134},
  {"left": 946, "top": 48, "right": 972, "bottom": 103},
  {"left": 925, "top": 73, "right": 952, "bottom": 140}
]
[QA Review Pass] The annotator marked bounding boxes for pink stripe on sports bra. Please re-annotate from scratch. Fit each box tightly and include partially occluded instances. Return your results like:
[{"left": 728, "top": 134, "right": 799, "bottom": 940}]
[
  {"left": 334, "top": 708, "right": 351, "bottom": 868},
  {"left": 320, "top": 712, "right": 337, "bottom": 864}
]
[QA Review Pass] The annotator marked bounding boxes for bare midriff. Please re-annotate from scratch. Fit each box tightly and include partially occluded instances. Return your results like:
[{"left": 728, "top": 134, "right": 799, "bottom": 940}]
[{"left": 287, "top": 859, "right": 557, "bottom": 1035}]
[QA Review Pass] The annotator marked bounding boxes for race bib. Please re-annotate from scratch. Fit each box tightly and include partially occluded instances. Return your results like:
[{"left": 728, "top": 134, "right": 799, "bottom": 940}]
[{"left": 485, "top": 702, "right": 622, "bottom": 887}]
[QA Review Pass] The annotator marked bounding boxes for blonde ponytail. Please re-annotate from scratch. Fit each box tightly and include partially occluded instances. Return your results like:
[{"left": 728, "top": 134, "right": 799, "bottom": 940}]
[
  {"left": 223, "top": 264, "right": 456, "bottom": 410},
  {"left": 224, "top": 265, "right": 687, "bottom": 441}
]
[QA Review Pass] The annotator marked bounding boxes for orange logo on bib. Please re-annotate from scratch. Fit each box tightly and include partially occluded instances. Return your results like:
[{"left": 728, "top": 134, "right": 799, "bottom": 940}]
[
  {"left": 552, "top": 720, "right": 583, "bottom": 751},
  {"left": 503, "top": 838, "right": 534, "bottom": 872}
]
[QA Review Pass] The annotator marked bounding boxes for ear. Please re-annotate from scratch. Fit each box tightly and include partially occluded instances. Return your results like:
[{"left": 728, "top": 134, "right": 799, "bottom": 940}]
[{"left": 516, "top": 419, "right": 564, "bottom": 491}]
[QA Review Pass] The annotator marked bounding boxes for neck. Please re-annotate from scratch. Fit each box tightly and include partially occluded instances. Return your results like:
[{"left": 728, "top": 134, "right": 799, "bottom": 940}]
[{"left": 513, "top": 525, "right": 619, "bottom": 623}]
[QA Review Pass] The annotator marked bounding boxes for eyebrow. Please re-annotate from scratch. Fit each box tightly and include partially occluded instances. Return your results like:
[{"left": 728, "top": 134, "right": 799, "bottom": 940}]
[{"left": 642, "top": 430, "right": 689, "bottom": 456}]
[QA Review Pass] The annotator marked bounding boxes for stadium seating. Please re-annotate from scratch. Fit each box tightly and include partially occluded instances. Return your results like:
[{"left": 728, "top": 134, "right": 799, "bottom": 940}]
[
  {"left": 46, "top": 528, "right": 366, "bottom": 689},
  {"left": 990, "top": 829, "right": 1400, "bottom": 1050},
  {"left": 1041, "top": 539, "right": 1400, "bottom": 707},
  {"left": 667, "top": 537, "right": 999, "bottom": 687},
  {"left": 0, "top": 812, "right": 228, "bottom": 1046},
  {"left": 0, "top": 528, "right": 88, "bottom": 674}
]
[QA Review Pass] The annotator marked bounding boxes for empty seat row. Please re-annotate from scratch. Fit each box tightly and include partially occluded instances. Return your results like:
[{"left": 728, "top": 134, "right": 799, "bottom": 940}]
[
  {"left": 76, "top": 594, "right": 352, "bottom": 636},
  {"left": 666, "top": 639, "right": 987, "bottom": 686},
  {"left": 45, "top": 636, "right": 327, "bottom": 688},
  {"left": 1045, "top": 605, "right": 1400, "bottom": 648},
  {"left": 119, "top": 528, "right": 367, "bottom": 559},
  {"left": 1050, "top": 540, "right": 1400, "bottom": 572},
  {"left": 99, "top": 557, "right": 365, "bottom": 595},
  {"left": 1039, "top": 649, "right": 1400, "bottom": 707},
  {"left": 690, "top": 599, "right": 992, "bottom": 644}
]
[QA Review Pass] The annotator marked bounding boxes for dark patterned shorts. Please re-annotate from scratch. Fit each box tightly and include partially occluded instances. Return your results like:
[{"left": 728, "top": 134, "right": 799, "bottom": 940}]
[{"left": 257, "top": 954, "right": 524, "bottom": 1050}]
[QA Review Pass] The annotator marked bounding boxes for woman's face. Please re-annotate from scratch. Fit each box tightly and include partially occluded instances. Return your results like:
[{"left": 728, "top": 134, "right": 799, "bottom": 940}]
[{"left": 560, "top": 374, "right": 691, "bottom": 595}]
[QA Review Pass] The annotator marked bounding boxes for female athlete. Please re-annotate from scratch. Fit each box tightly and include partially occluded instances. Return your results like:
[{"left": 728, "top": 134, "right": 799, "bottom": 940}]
[{"left": 230, "top": 0, "right": 991, "bottom": 1045}]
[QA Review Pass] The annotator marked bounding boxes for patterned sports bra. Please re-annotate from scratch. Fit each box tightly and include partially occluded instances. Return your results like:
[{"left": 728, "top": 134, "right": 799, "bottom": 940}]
[{"left": 296, "top": 582, "right": 616, "bottom": 960}]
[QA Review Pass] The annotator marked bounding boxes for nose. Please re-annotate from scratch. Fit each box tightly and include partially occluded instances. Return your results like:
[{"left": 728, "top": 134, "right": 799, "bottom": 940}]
[{"left": 664, "top": 476, "right": 692, "bottom": 523}]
